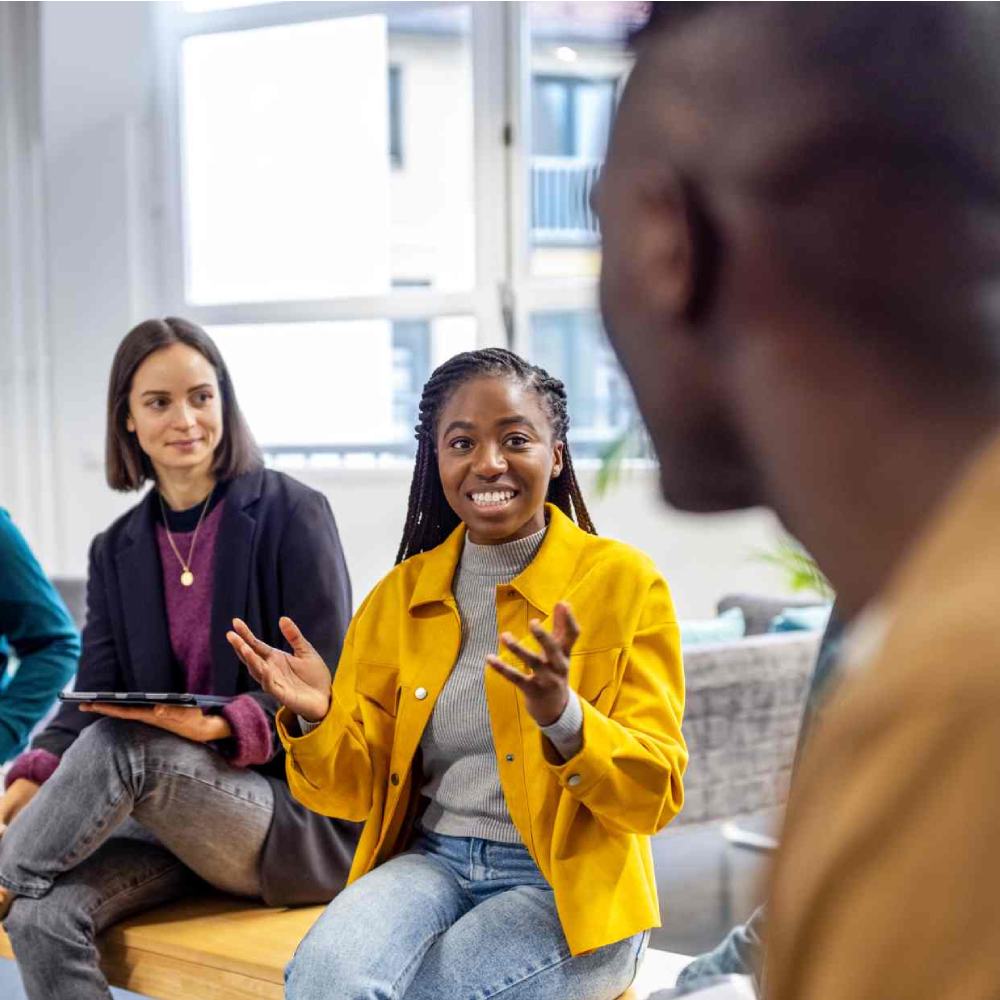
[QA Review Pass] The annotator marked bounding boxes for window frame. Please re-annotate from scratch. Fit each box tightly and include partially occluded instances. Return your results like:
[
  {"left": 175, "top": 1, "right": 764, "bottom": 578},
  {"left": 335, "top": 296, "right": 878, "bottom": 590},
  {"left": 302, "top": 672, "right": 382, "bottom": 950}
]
[
  {"left": 155, "top": 1, "right": 622, "bottom": 463},
  {"left": 387, "top": 62, "right": 403, "bottom": 168},
  {"left": 531, "top": 72, "right": 618, "bottom": 159}
]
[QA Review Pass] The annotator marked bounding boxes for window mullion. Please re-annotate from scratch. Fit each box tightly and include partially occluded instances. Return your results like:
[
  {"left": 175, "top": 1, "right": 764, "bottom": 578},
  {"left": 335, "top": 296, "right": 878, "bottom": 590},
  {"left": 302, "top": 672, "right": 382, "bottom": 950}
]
[
  {"left": 470, "top": 0, "right": 510, "bottom": 351},
  {"left": 177, "top": 2, "right": 460, "bottom": 40},
  {"left": 503, "top": 0, "right": 532, "bottom": 357},
  {"left": 156, "top": 2, "right": 189, "bottom": 316},
  {"left": 182, "top": 291, "right": 479, "bottom": 327}
]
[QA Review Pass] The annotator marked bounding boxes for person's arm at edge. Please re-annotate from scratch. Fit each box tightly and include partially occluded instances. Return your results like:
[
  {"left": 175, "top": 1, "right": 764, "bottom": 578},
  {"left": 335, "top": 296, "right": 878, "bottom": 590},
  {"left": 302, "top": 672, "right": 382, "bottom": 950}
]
[
  {"left": 0, "top": 511, "right": 80, "bottom": 763},
  {"left": 15, "top": 533, "right": 119, "bottom": 766}
]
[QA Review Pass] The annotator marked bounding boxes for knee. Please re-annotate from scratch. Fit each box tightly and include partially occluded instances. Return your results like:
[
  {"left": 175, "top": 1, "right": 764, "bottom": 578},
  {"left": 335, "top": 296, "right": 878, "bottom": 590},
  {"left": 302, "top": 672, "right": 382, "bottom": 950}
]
[
  {"left": 285, "top": 921, "right": 379, "bottom": 1000},
  {"left": 5, "top": 893, "right": 89, "bottom": 951}
]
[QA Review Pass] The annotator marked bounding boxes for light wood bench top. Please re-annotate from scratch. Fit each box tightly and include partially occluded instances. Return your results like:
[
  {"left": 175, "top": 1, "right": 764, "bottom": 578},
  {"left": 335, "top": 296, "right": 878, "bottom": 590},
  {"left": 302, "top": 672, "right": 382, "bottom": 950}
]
[{"left": 0, "top": 894, "right": 682, "bottom": 999}]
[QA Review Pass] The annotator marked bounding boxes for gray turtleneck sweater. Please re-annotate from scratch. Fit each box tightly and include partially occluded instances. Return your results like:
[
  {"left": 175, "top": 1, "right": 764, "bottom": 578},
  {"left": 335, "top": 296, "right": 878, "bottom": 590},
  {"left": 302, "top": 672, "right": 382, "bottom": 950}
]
[{"left": 418, "top": 526, "right": 583, "bottom": 844}]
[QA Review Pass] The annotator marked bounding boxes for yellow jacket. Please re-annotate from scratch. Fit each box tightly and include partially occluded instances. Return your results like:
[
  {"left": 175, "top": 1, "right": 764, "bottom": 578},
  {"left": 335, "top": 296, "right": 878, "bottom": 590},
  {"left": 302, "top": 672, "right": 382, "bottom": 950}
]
[{"left": 277, "top": 505, "right": 687, "bottom": 954}]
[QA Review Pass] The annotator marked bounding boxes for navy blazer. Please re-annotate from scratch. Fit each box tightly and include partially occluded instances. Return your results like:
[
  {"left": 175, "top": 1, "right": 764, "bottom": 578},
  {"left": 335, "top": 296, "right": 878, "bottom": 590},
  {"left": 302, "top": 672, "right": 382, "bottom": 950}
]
[{"left": 32, "top": 468, "right": 360, "bottom": 905}]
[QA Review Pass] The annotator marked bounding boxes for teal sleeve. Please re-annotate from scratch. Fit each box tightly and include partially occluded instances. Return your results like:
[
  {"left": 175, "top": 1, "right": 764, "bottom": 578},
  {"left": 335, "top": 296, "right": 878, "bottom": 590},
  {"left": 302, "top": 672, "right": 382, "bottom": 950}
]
[{"left": 0, "top": 510, "right": 81, "bottom": 762}]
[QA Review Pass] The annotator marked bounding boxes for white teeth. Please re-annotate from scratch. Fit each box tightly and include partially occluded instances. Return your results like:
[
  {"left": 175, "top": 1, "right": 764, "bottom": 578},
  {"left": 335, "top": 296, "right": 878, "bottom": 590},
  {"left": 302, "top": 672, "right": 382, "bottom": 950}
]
[{"left": 471, "top": 490, "right": 515, "bottom": 506}]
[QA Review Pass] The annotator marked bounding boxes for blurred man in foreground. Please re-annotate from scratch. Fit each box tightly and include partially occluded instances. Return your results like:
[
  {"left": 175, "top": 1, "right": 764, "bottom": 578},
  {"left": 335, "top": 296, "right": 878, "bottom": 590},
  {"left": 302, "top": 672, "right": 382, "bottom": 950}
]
[{"left": 597, "top": 3, "right": 1000, "bottom": 997}]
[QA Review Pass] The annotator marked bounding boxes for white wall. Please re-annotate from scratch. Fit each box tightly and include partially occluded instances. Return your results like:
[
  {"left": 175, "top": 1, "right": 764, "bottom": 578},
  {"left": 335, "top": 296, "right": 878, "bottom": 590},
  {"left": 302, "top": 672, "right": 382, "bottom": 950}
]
[
  {"left": 40, "top": 1, "right": 160, "bottom": 568},
  {"left": 0, "top": 4, "right": 54, "bottom": 559},
  {"left": 8, "top": 1, "right": 794, "bottom": 618}
]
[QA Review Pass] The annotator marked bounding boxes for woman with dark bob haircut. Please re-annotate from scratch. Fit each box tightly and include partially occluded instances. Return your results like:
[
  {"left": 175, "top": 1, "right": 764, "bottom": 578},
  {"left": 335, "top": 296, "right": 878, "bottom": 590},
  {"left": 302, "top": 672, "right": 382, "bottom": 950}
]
[{"left": 0, "top": 317, "right": 359, "bottom": 1000}]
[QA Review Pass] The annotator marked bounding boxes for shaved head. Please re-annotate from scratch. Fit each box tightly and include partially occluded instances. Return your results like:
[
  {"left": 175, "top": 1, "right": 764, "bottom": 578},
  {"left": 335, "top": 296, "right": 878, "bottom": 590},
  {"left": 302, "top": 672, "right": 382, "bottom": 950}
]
[
  {"left": 622, "top": 3, "right": 1000, "bottom": 370},
  {"left": 635, "top": 3, "right": 1000, "bottom": 196},
  {"left": 597, "top": 0, "right": 1000, "bottom": 558}
]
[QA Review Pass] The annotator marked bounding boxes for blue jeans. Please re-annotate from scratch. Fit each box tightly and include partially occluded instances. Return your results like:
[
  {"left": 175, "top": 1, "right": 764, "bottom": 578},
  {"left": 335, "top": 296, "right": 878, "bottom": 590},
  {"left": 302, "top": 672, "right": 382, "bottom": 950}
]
[
  {"left": 674, "top": 905, "right": 765, "bottom": 992},
  {"left": 286, "top": 830, "right": 648, "bottom": 1000}
]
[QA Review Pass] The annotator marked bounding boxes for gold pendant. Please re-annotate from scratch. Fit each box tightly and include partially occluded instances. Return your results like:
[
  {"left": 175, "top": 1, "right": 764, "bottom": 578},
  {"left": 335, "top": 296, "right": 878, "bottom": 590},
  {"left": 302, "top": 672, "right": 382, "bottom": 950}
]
[{"left": 180, "top": 570, "right": 195, "bottom": 587}]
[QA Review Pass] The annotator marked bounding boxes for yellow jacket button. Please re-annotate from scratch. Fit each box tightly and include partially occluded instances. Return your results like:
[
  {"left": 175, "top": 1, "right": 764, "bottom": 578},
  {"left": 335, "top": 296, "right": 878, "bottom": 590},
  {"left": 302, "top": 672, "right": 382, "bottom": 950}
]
[
  {"left": 390, "top": 773, "right": 400, "bottom": 786},
  {"left": 567, "top": 774, "right": 582, "bottom": 788},
  {"left": 505, "top": 753, "right": 515, "bottom": 762},
  {"left": 415, "top": 687, "right": 428, "bottom": 700}
]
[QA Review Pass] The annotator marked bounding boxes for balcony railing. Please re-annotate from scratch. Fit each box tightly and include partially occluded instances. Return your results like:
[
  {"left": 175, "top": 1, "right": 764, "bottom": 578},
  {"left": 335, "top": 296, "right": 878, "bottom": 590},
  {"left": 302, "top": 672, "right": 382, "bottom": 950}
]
[{"left": 531, "top": 156, "right": 601, "bottom": 246}]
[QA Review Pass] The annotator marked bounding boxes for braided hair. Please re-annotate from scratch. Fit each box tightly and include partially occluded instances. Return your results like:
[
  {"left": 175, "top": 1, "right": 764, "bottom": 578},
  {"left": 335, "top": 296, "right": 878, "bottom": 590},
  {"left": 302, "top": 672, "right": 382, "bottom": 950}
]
[{"left": 396, "top": 348, "right": 596, "bottom": 563}]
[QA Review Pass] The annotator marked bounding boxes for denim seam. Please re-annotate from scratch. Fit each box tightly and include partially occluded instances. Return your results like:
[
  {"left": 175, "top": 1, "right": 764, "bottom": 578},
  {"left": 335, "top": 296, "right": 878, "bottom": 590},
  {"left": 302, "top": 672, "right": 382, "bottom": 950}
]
[
  {"left": 472, "top": 933, "right": 643, "bottom": 1000},
  {"left": 140, "top": 766, "right": 273, "bottom": 811},
  {"left": 59, "top": 785, "right": 133, "bottom": 871},
  {"left": 0, "top": 872, "right": 48, "bottom": 898},
  {"left": 631, "top": 930, "right": 649, "bottom": 985},
  {"left": 473, "top": 946, "right": 574, "bottom": 1000},
  {"left": 389, "top": 929, "right": 451, "bottom": 999},
  {"left": 90, "top": 858, "right": 189, "bottom": 923}
]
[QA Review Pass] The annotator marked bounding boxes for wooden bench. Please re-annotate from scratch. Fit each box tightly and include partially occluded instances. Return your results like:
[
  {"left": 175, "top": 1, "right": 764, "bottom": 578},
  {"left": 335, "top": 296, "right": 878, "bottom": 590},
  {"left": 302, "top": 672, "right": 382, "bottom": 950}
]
[{"left": 0, "top": 894, "right": 686, "bottom": 999}]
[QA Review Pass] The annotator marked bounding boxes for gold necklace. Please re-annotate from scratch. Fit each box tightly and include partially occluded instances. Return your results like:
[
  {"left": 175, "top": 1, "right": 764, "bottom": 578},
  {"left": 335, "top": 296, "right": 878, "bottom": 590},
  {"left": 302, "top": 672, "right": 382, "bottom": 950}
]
[{"left": 158, "top": 485, "right": 215, "bottom": 587}]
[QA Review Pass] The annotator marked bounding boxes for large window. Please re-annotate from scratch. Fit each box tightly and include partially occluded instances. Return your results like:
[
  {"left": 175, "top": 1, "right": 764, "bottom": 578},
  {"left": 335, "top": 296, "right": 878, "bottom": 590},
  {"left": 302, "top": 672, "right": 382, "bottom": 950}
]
[
  {"left": 532, "top": 76, "right": 616, "bottom": 160},
  {"left": 160, "top": 1, "right": 646, "bottom": 464},
  {"left": 530, "top": 311, "right": 641, "bottom": 459},
  {"left": 530, "top": 75, "right": 616, "bottom": 248}
]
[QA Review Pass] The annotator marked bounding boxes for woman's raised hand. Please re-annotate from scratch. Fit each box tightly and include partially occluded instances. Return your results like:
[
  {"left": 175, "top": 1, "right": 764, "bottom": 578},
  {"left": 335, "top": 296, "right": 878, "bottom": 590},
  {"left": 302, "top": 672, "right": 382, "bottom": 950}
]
[
  {"left": 227, "top": 617, "right": 333, "bottom": 723},
  {"left": 487, "top": 601, "right": 580, "bottom": 727}
]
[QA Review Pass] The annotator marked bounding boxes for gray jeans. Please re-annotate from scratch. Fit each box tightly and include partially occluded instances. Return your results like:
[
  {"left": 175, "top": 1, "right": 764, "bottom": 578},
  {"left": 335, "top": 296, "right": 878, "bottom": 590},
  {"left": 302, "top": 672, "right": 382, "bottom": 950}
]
[{"left": 0, "top": 717, "right": 274, "bottom": 1000}]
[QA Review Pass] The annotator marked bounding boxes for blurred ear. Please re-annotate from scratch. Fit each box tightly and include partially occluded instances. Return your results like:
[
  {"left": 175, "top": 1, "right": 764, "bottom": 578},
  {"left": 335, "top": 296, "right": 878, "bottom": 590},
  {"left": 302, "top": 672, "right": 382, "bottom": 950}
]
[
  {"left": 640, "top": 171, "right": 719, "bottom": 328},
  {"left": 679, "top": 176, "right": 721, "bottom": 325},
  {"left": 125, "top": 412, "right": 136, "bottom": 433}
]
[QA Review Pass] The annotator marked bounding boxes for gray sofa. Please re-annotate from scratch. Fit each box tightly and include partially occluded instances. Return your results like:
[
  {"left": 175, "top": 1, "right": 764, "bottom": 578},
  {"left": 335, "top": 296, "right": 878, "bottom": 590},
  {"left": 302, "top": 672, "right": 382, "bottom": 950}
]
[
  {"left": 676, "top": 595, "right": 823, "bottom": 825},
  {"left": 53, "top": 577, "right": 86, "bottom": 629}
]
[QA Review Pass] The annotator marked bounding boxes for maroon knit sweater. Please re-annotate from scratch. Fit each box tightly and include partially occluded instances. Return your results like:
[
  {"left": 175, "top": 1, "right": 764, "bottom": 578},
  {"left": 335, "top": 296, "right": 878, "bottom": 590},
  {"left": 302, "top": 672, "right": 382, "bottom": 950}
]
[{"left": 7, "top": 495, "right": 272, "bottom": 789}]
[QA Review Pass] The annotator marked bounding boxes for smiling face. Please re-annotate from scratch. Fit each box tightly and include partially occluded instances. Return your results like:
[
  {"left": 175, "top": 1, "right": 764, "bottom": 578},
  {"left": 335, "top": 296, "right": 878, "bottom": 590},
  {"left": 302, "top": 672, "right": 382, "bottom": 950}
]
[
  {"left": 125, "top": 343, "right": 224, "bottom": 484},
  {"left": 436, "top": 376, "right": 564, "bottom": 545}
]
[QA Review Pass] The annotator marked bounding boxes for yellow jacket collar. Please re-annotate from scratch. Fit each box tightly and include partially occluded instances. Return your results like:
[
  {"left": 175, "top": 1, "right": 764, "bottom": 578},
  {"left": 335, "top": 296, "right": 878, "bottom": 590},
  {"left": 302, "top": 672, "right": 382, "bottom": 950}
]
[{"left": 408, "top": 504, "right": 588, "bottom": 616}]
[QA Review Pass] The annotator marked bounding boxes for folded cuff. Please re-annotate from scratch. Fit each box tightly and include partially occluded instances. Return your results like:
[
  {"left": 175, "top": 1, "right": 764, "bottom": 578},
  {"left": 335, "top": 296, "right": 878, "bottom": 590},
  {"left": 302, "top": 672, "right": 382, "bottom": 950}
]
[
  {"left": 539, "top": 690, "right": 584, "bottom": 761},
  {"left": 220, "top": 695, "right": 274, "bottom": 768},
  {"left": 5, "top": 749, "right": 60, "bottom": 789}
]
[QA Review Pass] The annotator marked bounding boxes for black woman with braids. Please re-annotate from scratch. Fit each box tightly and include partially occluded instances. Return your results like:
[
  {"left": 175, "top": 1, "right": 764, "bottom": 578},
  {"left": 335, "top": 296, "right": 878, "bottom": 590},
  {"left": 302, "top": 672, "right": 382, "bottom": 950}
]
[{"left": 228, "top": 348, "right": 687, "bottom": 1000}]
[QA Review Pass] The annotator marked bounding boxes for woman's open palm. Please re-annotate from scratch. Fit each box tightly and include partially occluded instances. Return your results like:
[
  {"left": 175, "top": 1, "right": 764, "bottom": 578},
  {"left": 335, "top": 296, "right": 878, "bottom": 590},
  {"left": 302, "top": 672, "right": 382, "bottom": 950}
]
[{"left": 227, "top": 617, "right": 333, "bottom": 722}]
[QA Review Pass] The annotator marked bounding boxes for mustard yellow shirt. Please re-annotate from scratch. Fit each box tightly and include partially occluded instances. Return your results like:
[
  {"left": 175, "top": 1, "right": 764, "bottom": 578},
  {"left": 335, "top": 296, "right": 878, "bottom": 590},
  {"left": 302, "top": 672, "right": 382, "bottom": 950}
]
[{"left": 277, "top": 504, "right": 687, "bottom": 955}]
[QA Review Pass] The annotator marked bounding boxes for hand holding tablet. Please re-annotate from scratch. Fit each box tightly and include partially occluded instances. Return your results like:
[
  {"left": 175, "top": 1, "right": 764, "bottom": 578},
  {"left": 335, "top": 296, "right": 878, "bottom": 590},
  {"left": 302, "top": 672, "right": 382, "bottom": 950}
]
[
  {"left": 59, "top": 693, "right": 235, "bottom": 743},
  {"left": 59, "top": 692, "right": 233, "bottom": 709}
]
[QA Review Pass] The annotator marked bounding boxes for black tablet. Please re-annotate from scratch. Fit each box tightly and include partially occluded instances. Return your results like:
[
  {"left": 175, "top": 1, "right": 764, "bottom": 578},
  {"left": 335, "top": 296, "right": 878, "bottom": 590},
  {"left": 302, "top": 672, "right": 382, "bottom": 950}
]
[{"left": 59, "top": 692, "right": 234, "bottom": 709}]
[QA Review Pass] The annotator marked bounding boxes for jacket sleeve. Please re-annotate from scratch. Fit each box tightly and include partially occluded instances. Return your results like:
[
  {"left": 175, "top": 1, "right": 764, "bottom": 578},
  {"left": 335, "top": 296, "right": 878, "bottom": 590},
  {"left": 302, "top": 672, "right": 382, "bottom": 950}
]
[
  {"left": 30, "top": 534, "right": 120, "bottom": 758},
  {"left": 230, "top": 490, "right": 353, "bottom": 765},
  {"left": 275, "top": 591, "right": 376, "bottom": 822},
  {"left": 0, "top": 512, "right": 81, "bottom": 762},
  {"left": 545, "top": 573, "right": 687, "bottom": 836}
]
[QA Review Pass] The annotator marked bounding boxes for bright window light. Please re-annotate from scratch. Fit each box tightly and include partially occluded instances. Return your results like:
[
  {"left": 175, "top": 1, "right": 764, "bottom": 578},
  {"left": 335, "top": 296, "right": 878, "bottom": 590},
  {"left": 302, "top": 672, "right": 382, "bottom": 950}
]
[
  {"left": 180, "top": 10, "right": 475, "bottom": 304},
  {"left": 210, "top": 317, "right": 477, "bottom": 453}
]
